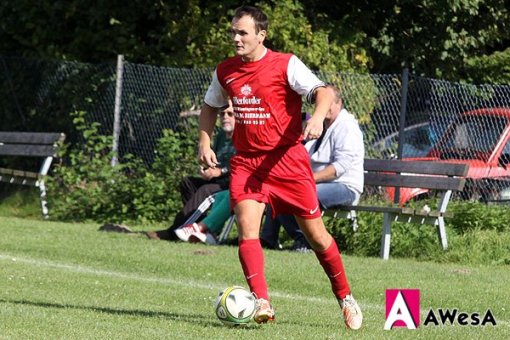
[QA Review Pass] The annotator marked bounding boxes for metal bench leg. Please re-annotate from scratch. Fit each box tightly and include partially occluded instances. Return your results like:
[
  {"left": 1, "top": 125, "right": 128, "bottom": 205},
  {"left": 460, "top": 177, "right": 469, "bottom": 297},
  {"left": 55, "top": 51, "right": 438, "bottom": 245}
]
[
  {"left": 348, "top": 210, "right": 358, "bottom": 231},
  {"left": 436, "top": 190, "right": 451, "bottom": 251},
  {"left": 435, "top": 216, "right": 448, "bottom": 250},
  {"left": 380, "top": 212, "right": 392, "bottom": 260},
  {"left": 37, "top": 156, "right": 54, "bottom": 219},
  {"left": 217, "top": 215, "right": 236, "bottom": 245},
  {"left": 37, "top": 179, "right": 49, "bottom": 218}
]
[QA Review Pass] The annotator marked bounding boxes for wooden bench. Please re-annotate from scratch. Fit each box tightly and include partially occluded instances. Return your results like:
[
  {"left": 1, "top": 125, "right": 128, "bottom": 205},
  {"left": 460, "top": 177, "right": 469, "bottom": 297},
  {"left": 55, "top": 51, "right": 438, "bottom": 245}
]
[
  {"left": 323, "top": 159, "right": 469, "bottom": 260},
  {"left": 0, "top": 132, "right": 66, "bottom": 218}
]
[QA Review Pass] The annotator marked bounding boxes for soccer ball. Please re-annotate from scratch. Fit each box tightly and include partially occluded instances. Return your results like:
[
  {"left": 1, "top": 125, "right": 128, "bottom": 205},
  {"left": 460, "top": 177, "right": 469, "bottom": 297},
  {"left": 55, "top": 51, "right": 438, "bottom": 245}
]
[{"left": 213, "top": 286, "right": 256, "bottom": 326}]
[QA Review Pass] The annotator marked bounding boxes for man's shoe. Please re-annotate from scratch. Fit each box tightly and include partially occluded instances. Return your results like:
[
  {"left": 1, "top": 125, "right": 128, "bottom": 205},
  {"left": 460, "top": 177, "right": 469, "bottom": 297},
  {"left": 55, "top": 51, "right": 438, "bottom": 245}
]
[
  {"left": 291, "top": 237, "right": 312, "bottom": 253},
  {"left": 253, "top": 298, "right": 275, "bottom": 324},
  {"left": 175, "top": 223, "right": 207, "bottom": 243},
  {"left": 339, "top": 294, "right": 363, "bottom": 330},
  {"left": 189, "top": 230, "right": 217, "bottom": 245}
]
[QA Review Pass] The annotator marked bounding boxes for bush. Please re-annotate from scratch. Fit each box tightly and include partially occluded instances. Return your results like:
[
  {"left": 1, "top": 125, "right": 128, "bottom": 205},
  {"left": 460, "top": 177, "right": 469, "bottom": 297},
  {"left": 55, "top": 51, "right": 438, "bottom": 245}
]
[{"left": 47, "top": 111, "right": 198, "bottom": 224}]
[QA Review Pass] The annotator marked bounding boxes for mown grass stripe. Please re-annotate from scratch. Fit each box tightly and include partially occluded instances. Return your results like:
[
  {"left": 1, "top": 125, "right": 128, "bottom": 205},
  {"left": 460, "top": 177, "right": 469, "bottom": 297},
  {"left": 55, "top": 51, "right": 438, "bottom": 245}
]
[
  {"left": 3, "top": 252, "right": 509, "bottom": 329},
  {"left": 0, "top": 252, "right": 374, "bottom": 308}
]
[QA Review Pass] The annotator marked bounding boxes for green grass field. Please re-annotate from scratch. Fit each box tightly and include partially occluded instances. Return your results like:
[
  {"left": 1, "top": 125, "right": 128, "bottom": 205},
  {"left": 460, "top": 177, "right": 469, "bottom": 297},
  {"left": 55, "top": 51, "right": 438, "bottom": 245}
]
[{"left": 1, "top": 216, "right": 508, "bottom": 339}]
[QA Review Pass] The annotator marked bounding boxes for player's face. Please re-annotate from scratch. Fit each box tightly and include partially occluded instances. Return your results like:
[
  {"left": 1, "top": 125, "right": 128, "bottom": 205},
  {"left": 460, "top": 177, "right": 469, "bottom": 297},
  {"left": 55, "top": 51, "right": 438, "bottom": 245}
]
[{"left": 231, "top": 15, "right": 266, "bottom": 61}]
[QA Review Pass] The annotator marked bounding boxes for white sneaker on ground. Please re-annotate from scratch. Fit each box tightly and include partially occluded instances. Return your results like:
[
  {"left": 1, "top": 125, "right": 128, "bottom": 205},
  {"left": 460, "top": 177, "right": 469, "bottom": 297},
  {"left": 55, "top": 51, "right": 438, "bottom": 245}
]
[
  {"left": 175, "top": 223, "right": 206, "bottom": 243},
  {"left": 339, "top": 294, "right": 363, "bottom": 330}
]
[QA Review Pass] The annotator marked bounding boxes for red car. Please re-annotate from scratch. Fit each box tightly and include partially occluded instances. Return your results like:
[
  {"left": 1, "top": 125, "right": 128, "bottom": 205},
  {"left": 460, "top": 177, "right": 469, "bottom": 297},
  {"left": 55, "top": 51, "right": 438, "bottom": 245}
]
[{"left": 388, "top": 108, "right": 510, "bottom": 204}]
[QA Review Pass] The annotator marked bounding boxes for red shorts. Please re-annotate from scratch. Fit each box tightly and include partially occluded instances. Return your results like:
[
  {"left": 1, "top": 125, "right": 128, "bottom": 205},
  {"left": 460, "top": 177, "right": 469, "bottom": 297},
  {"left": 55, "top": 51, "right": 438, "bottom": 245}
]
[{"left": 229, "top": 143, "right": 321, "bottom": 219}]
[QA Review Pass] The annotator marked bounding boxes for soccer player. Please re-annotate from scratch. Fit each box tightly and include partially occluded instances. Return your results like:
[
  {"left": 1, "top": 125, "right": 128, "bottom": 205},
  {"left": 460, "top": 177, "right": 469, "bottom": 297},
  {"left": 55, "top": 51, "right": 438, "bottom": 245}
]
[{"left": 198, "top": 5, "right": 362, "bottom": 330}]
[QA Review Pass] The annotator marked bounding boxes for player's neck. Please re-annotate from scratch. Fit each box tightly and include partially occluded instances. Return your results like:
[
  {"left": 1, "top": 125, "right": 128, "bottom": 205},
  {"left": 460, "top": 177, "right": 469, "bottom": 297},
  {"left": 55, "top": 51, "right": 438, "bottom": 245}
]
[{"left": 242, "top": 47, "right": 267, "bottom": 62}]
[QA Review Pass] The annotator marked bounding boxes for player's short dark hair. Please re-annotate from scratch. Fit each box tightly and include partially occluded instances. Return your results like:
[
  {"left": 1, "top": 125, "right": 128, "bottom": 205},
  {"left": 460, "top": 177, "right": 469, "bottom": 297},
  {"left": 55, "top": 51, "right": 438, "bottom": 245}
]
[{"left": 233, "top": 5, "right": 268, "bottom": 33}]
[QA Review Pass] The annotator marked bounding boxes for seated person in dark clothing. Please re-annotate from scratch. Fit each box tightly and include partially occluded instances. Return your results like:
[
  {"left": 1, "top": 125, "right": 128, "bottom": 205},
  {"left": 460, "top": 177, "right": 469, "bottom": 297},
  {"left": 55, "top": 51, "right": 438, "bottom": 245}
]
[{"left": 145, "top": 99, "right": 235, "bottom": 240}]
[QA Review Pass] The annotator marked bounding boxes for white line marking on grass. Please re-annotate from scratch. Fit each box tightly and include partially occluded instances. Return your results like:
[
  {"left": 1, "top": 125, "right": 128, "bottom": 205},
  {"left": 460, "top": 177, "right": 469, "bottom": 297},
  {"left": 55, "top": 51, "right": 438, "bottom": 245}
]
[
  {"left": 1, "top": 253, "right": 508, "bottom": 327},
  {"left": 0, "top": 253, "right": 376, "bottom": 310}
]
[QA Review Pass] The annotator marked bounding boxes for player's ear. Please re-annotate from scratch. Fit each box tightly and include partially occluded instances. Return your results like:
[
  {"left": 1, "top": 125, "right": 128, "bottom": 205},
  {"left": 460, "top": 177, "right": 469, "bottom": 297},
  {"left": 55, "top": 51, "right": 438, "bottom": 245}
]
[{"left": 257, "top": 30, "right": 266, "bottom": 42}]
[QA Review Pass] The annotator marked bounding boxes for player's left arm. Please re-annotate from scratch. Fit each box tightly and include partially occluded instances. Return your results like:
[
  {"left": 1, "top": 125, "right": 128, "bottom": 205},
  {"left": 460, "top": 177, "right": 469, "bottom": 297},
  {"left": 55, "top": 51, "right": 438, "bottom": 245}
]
[
  {"left": 286, "top": 55, "right": 333, "bottom": 140},
  {"left": 304, "top": 87, "right": 333, "bottom": 140}
]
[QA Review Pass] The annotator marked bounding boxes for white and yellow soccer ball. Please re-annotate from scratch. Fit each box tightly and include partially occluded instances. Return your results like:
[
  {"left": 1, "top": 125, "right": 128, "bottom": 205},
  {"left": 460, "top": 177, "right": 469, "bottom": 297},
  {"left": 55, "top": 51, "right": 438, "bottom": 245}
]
[{"left": 213, "top": 286, "right": 256, "bottom": 326}]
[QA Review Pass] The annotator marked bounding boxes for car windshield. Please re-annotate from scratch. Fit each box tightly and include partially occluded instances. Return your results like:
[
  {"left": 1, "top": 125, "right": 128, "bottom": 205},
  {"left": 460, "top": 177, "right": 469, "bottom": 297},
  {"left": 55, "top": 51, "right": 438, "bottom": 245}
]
[
  {"left": 441, "top": 115, "right": 507, "bottom": 156},
  {"left": 373, "top": 123, "right": 438, "bottom": 158}
]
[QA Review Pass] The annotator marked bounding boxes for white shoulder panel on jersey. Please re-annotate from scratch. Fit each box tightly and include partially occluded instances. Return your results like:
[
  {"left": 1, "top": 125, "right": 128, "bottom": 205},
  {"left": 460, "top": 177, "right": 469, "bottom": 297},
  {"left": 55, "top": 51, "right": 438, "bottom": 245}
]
[
  {"left": 204, "top": 69, "right": 229, "bottom": 108},
  {"left": 287, "top": 55, "right": 325, "bottom": 103}
]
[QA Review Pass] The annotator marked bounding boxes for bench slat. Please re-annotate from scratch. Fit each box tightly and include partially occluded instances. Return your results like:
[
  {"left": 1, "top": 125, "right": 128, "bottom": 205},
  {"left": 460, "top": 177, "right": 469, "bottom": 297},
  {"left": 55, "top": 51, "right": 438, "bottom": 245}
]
[
  {"left": 324, "top": 205, "right": 403, "bottom": 214},
  {"left": 0, "top": 175, "right": 38, "bottom": 186},
  {"left": 325, "top": 205, "right": 452, "bottom": 218},
  {"left": 364, "top": 158, "right": 469, "bottom": 177},
  {"left": 364, "top": 173, "right": 466, "bottom": 190},
  {"left": 0, "top": 167, "right": 39, "bottom": 179},
  {"left": 0, "top": 132, "right": 65, "bottom": 145},
  {"left": 0, "top": 144, "right": 58, "bottom": 157}
]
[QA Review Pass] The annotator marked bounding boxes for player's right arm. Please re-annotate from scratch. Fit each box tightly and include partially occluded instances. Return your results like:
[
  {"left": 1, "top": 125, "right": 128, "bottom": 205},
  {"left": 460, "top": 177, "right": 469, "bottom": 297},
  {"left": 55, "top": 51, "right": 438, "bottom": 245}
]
[
  {"left": 199, "top": 103, "right": 220, "bottom": 168},
  {"left": 199, "top": 69, "right": 229, "bottom": 168}
]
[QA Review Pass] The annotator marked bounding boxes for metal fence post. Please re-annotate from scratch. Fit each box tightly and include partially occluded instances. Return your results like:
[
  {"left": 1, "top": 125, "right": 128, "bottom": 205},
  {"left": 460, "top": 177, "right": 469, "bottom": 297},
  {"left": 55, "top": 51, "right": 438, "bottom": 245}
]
[
  {"left": 111, "top": 54, "right": 124, "bottom": 167},
  {"left": 395, "top": 66, "right": 409, "bottom": 204}
]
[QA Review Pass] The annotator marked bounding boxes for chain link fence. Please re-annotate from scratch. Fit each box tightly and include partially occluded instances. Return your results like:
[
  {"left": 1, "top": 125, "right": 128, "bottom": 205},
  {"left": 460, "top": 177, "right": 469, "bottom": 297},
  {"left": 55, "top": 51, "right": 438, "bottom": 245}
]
[{"left": 1, "top": 55, "right": 510, "bottom": 202}]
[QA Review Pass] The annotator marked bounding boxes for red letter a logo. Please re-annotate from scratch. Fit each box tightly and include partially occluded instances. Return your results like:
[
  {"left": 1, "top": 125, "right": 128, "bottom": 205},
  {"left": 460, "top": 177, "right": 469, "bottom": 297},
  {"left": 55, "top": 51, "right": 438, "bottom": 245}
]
[{"left": 384, "top": 289, "right": 420, "bottom": 330}]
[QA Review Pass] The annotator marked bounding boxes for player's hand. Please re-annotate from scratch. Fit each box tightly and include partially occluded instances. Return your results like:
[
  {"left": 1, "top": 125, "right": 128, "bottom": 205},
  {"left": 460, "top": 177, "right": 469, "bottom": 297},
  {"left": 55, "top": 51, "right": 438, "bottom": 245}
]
[
  {"left": 302, "top": 116, "right": 324, "bottom": 140},
  {"left": 198, "top": 146, "right": 218, "bottom": 169}
]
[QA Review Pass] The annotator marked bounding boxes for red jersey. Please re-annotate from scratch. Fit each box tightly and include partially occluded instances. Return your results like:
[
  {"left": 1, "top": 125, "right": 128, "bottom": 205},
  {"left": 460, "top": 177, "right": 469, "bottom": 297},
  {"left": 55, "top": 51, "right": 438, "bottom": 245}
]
[{"left": 215, "top": 50, "right": 312, "bottom": 153}]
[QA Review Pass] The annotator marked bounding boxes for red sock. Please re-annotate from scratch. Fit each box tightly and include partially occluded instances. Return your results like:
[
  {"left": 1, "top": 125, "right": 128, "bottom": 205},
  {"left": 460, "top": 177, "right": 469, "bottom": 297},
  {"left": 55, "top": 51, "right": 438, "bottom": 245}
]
[
  {"left": 314, "top": 239, "right": 350, "bottom": 300},
  {"left": 238, "top": 239, "right": 269, "bottom": 300}
]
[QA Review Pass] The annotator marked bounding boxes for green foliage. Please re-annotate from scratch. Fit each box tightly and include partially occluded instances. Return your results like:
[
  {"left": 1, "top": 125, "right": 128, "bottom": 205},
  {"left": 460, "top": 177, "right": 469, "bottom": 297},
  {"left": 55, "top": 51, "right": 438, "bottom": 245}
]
[
  {"left": 47, "top": 111, "right": 198, "bottom": 224},
  {"left": 258, "top": 0, "right": 368, "bottom": 73},
  {"left": 464, "top": 48, "right": 510, "bottom": 85},
  {"left": 448, "top": 200, "right": 510, "bottom": 233},
  {"left": 358, "top": 0, "right": 510, "bottom": 81},
  {"left": 446, "top": 229, "right": 510, "bottom": 265},
  {"left": 150, "top": 122, "right": 200, "bottom": 212},
  {"left": 1, "top": 0, "right": 509, "bottom": 83}
]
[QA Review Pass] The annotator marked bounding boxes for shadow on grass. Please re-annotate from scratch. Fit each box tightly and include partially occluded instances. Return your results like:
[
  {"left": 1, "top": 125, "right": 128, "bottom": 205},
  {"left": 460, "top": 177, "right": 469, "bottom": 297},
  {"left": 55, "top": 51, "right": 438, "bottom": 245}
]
[{"left": 0, "top": 297, "right": 270, "bottom": 330}]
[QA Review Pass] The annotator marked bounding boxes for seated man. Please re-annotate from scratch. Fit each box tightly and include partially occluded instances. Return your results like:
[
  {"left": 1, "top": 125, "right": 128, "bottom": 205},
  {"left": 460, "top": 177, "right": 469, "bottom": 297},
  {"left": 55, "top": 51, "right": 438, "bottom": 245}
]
[
  {"left": 260, "top": 84, "right": 364, "bottom": 251},
  {"left": 146, "top": 99, "right": 235, "bottom": 240}
]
